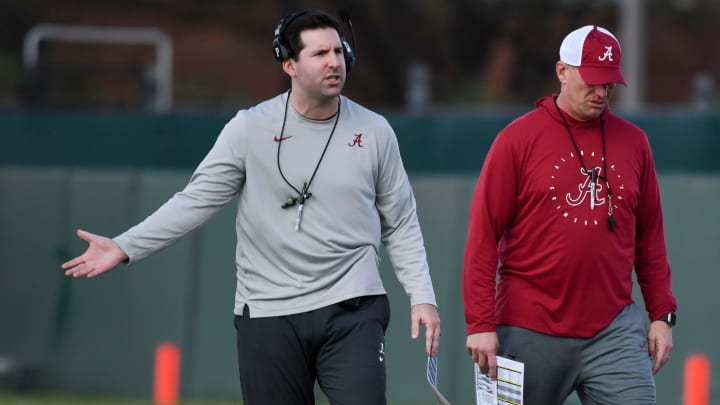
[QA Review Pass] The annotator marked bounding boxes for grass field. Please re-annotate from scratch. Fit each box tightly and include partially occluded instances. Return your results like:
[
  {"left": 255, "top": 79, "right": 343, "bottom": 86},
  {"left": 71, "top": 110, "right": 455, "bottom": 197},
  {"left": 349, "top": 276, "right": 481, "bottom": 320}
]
[
  {"left": 0, "top": 393, "right": 245, "bottom": 405},
  {"left": 0, "top": 390, "right": 582, "bottom": 404},
  {"left": 0, "top": 392, "right": 438, "bottom": 405}
]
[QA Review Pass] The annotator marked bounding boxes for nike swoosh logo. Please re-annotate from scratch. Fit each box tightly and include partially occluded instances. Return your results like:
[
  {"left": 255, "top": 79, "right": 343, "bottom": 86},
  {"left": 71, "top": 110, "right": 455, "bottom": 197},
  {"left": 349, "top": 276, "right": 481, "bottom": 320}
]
[{"left": 273, "top": 135, "right": 293, "bottom": 142}]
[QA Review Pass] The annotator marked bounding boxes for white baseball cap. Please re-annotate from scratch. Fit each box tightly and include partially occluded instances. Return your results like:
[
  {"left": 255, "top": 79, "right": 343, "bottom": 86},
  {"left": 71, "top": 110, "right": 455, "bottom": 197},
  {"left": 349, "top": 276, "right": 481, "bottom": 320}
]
[{"left": 559, "top": 25, "right": 627, "bottom": 86}]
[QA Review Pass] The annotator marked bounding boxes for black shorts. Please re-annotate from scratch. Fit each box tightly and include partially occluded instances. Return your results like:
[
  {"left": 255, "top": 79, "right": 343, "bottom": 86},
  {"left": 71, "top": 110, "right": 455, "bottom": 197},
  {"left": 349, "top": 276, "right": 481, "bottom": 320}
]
[{"left": 234, "top": 295, "right": 391, "bottom": 405}]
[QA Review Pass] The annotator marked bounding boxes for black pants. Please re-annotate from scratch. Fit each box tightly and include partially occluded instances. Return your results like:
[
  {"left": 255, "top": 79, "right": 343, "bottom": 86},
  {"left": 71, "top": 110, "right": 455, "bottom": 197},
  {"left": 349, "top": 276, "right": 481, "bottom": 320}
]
[{"left": 234, "top": 295, "right": 391, "bottom": 405}]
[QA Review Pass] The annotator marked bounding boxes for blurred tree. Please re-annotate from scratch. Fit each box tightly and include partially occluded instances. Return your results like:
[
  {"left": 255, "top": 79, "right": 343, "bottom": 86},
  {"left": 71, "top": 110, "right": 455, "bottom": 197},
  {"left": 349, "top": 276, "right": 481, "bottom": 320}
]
[{"left": 0, "top": 0, "right": 718, "bottom": 111}]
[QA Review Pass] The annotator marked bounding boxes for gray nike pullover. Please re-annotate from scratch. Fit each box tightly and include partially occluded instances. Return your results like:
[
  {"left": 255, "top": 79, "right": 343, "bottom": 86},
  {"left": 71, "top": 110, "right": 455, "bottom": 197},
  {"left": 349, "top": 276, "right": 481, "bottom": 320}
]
[{"left": 114, "top": 93, "right": 437, "bottom": 317}]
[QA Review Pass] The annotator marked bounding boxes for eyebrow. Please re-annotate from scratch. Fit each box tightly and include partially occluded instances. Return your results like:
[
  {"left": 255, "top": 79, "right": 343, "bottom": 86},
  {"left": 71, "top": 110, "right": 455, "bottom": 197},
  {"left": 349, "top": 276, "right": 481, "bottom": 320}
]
[{"left": 309, "top": 45, "right": 343, "bottom": 56}]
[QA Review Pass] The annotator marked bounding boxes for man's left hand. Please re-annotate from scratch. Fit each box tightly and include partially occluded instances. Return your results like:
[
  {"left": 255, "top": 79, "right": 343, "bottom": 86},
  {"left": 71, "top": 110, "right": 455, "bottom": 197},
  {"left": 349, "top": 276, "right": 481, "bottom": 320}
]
[
  {"left": 411, "top": 303, "right": 441, "bottom": 356},
  {"left": 648, "top": 320, "right": 673, "bottom": 374}
]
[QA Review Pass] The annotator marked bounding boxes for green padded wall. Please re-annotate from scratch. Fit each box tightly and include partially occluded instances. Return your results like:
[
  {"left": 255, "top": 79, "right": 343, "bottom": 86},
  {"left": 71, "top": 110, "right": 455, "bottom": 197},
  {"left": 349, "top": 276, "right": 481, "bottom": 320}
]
[
  {"left": 1, "top": 168, "right": 717, "bottom": 405},
  {"left": 1, "top": 109, "right": 718, "bottom": 404}
]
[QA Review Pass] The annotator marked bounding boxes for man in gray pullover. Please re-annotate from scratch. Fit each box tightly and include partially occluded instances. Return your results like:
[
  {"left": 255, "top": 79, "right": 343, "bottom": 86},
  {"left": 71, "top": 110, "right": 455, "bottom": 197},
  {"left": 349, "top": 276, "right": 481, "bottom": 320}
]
[{"left": 62, "top": 9, "right": 441, "bottom": 405}]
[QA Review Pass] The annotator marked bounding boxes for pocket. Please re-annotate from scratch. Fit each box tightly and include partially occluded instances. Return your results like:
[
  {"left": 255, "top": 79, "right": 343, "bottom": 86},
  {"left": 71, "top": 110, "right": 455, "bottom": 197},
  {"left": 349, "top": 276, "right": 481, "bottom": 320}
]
[
  {"left": 377, "top": 295, "right": 391, "bottom": 331},
  {"left": 339, "top": 296, "right": 363, "bottom": 310}
]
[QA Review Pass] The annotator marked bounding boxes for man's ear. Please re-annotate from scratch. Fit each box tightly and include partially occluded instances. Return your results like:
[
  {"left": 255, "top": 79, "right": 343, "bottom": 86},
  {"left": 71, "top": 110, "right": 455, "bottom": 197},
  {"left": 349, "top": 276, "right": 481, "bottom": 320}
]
[
  {"left": 556, "top": 61, "right": 569, "bottom": 85},
  {"left": 282, "top": 58, "right": 296, "bottom": 78}
]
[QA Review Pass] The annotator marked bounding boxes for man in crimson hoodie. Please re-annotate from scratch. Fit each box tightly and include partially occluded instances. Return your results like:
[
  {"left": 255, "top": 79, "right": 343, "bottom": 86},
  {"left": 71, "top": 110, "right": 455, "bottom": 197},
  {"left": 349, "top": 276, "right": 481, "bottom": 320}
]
[{"left": 463, "top": 25, "right": 677, "bottom": 404}]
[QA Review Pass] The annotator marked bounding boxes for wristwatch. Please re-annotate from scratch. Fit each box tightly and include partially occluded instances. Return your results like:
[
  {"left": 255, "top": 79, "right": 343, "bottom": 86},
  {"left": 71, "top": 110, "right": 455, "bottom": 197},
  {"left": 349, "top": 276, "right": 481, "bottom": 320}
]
[{"left": 658, "top": 312, "right": 677, "bottom": 327}]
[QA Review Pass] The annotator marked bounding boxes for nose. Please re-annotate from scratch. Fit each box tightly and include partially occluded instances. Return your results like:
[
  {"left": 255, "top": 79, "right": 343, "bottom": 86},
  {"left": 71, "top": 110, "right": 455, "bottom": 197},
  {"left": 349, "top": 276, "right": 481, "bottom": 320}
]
[
  {"left": 329, "top": 53, "right": 343, "bottom": 68},
  {"left": 595, "top": 83, "right": 616, "bottom": 97}
]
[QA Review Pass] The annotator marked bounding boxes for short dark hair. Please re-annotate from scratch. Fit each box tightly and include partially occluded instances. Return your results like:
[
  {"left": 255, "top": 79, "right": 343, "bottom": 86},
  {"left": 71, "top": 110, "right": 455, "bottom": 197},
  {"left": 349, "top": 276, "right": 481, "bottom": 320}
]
[{"left": 279, "top": 10, "right": 343, "bottom": 61}]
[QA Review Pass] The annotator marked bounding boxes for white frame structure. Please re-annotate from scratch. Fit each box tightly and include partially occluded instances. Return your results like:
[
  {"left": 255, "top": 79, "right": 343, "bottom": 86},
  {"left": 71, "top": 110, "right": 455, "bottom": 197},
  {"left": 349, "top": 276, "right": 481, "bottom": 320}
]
[{"left": 23, "top": 24, "right": 173, "bottom": 112}]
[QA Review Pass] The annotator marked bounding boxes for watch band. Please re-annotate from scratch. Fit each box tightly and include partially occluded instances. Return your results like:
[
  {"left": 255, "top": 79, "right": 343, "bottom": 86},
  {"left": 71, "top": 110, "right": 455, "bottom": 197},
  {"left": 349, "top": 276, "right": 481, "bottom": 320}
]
[{"left": 658, "top": 312, "right": 677, "bottom": 327}]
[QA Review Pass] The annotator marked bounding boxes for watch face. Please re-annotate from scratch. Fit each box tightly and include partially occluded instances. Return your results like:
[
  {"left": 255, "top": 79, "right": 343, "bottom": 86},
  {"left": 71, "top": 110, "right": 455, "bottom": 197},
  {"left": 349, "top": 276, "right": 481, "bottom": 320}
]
[{"left": 666, "top": 313, "right": 676, "bottom": 326}]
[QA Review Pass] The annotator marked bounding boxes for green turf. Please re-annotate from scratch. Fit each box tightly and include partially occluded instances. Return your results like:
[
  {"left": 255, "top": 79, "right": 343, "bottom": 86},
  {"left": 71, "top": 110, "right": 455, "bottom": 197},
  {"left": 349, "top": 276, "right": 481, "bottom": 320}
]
[{"left": 0, "top": 393, "right": 244, "bottom": 405}]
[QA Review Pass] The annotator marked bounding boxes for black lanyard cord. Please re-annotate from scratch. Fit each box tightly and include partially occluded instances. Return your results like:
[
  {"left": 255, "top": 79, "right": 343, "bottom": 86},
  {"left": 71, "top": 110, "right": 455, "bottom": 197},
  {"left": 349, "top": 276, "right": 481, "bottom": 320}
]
[
  {"left": 276, "top": 91, "right": 341, "bottom": 208},
  {"left": 553, "top": 97, "right": 616, "bottom": 231}
]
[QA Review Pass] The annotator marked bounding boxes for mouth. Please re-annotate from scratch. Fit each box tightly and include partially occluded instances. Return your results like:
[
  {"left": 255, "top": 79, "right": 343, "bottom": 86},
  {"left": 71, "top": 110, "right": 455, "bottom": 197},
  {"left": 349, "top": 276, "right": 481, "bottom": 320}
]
[{"left": 325, "top": 74, "right": 342, "bottom": 84}]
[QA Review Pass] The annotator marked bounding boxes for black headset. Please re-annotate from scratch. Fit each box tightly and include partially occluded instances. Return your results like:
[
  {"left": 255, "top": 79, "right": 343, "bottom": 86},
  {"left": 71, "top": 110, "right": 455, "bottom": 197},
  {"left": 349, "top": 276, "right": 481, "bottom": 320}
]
[{"left": 272, "top": 10, "right": 356, "bottom": 72}]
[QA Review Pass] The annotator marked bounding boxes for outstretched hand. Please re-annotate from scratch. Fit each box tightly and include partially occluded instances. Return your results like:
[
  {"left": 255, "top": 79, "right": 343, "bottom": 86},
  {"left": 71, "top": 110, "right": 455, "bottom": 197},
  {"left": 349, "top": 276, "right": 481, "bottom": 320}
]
[
  {"left": 61, "top": 229, "right": 128, "bottom": 278},
  {"left": 411, "top": 303, "right": 441, "bottom": 356}
]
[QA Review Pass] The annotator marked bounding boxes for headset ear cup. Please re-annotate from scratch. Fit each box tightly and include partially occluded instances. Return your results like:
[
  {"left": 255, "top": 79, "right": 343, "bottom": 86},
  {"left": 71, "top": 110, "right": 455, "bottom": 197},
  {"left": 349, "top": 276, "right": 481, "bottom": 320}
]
[
  {"left": 272, "top": 41, "right": 282, "bottom": 62},
  {"left": 272, "top": 12, "right": 299, "bottom": 63},
  {"left": 342, "top": 39, "right": 356, "bottom": 72},
  {"left": 272, "top": 39, "right": 288, "bottom": 62}
]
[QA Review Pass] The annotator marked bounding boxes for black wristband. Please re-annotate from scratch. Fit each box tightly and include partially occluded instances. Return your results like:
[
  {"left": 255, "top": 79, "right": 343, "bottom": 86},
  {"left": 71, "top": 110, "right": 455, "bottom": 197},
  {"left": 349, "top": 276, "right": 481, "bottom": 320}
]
[{"left": 657, "top": 312, "right": 676, "bottom": 327}]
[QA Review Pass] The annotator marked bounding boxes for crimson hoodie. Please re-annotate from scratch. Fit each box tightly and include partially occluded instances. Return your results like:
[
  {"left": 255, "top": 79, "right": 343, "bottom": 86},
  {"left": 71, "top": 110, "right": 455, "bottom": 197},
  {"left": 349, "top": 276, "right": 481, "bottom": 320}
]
[{"left": 463, "top": 95, "right": 677, "bottom": 338}]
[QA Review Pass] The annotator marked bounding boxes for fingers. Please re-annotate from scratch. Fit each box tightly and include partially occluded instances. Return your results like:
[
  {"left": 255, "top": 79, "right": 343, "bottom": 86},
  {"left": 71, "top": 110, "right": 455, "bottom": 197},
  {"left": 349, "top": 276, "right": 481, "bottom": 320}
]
[
  {"left": 471, "top": 351, "right": 497, "bottom": 379},
  {"left": 651, "top": 343, "right": 672, "bottom": 375},
  {"left": 487, "top": 353, "right": 498, "bottom": 379},
  {"left": 426, "top": 325, "right": 441, "bottom": 356},
  {"left": 652, "top": 357, "right": 662, "bottom": 375},
  {"left": 62, "top": 229, "right": 118, "bottom": 278},
  {"left": 466, "top": 333, "right": 500, "bottom": 379},
  {"left": 76, "top": 228, "right": 96, "bottom": 242},
  {"left": 410, "top": 304, "right": 441, "bottom": 356},
  {"left": 648, "top": 325, "right": 673, "bottom": 375},
  {"left": 411, "top": 316, "right": 420, "bottom": 340},
  {"left": 477, "top": 352, "right": 495, "bottom": 378},
  {"left": 477, "top": 352, "right": 489, "bottom": 374},
  {"left": 63, "top": 261, "right": 96, "bottom": 278},
  {"left": 652, "top": 350, "right": 672, "bottom": 374},
  {"left": 647, "top": 335, "right": 656, "bottom": 358},
  {"left": 61, "top": 256, "right": 85, "bottom": 270},
  {"left": 61, "top": 230, "right": 93, "bottom": 275},
  {"left": 414, "top": 317, "right": 440, "bottom": 356},
  {"left": 467, "top": 347, "right": 480, "bottom": 364}
]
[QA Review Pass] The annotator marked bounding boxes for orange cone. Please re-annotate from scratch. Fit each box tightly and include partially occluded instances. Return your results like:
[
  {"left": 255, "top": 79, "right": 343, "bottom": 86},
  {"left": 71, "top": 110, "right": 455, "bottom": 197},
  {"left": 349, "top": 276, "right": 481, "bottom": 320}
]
[
  {"left": 683, "top": 353, "right": 711, "bottom": 405},
  {"left": 154, "top": 342, "right": 181, "bottom": 405}
]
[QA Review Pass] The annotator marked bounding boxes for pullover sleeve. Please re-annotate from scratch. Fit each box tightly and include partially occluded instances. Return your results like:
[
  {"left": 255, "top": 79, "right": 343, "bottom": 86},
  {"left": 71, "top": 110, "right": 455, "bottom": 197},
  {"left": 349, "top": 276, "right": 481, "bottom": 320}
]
[
  {"left": 114, "top": 116, "right": 246, "bottom": 263},
  {"left": 463, "top": 130, "right": 518, "bottom": 334},
  {"left": 633, "top": 134, "right": 677, "bottom": 321},
  {"left": 376, "top": 124, "right": 437, "bottom": 307}
]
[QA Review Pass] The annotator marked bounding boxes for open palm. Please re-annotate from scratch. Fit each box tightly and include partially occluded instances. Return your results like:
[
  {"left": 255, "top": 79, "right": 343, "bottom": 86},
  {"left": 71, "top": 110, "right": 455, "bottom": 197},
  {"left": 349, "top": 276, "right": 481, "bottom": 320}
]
[{"left": 61, "top": 229, "right": 128, "bottom": 278}]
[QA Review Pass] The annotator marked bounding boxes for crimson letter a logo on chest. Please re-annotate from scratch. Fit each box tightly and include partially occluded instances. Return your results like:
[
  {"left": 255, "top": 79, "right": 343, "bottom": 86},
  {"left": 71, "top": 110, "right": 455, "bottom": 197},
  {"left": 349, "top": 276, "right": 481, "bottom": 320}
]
[{"left": 348, "top": 133, "right": 364, "bottom": 147}]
